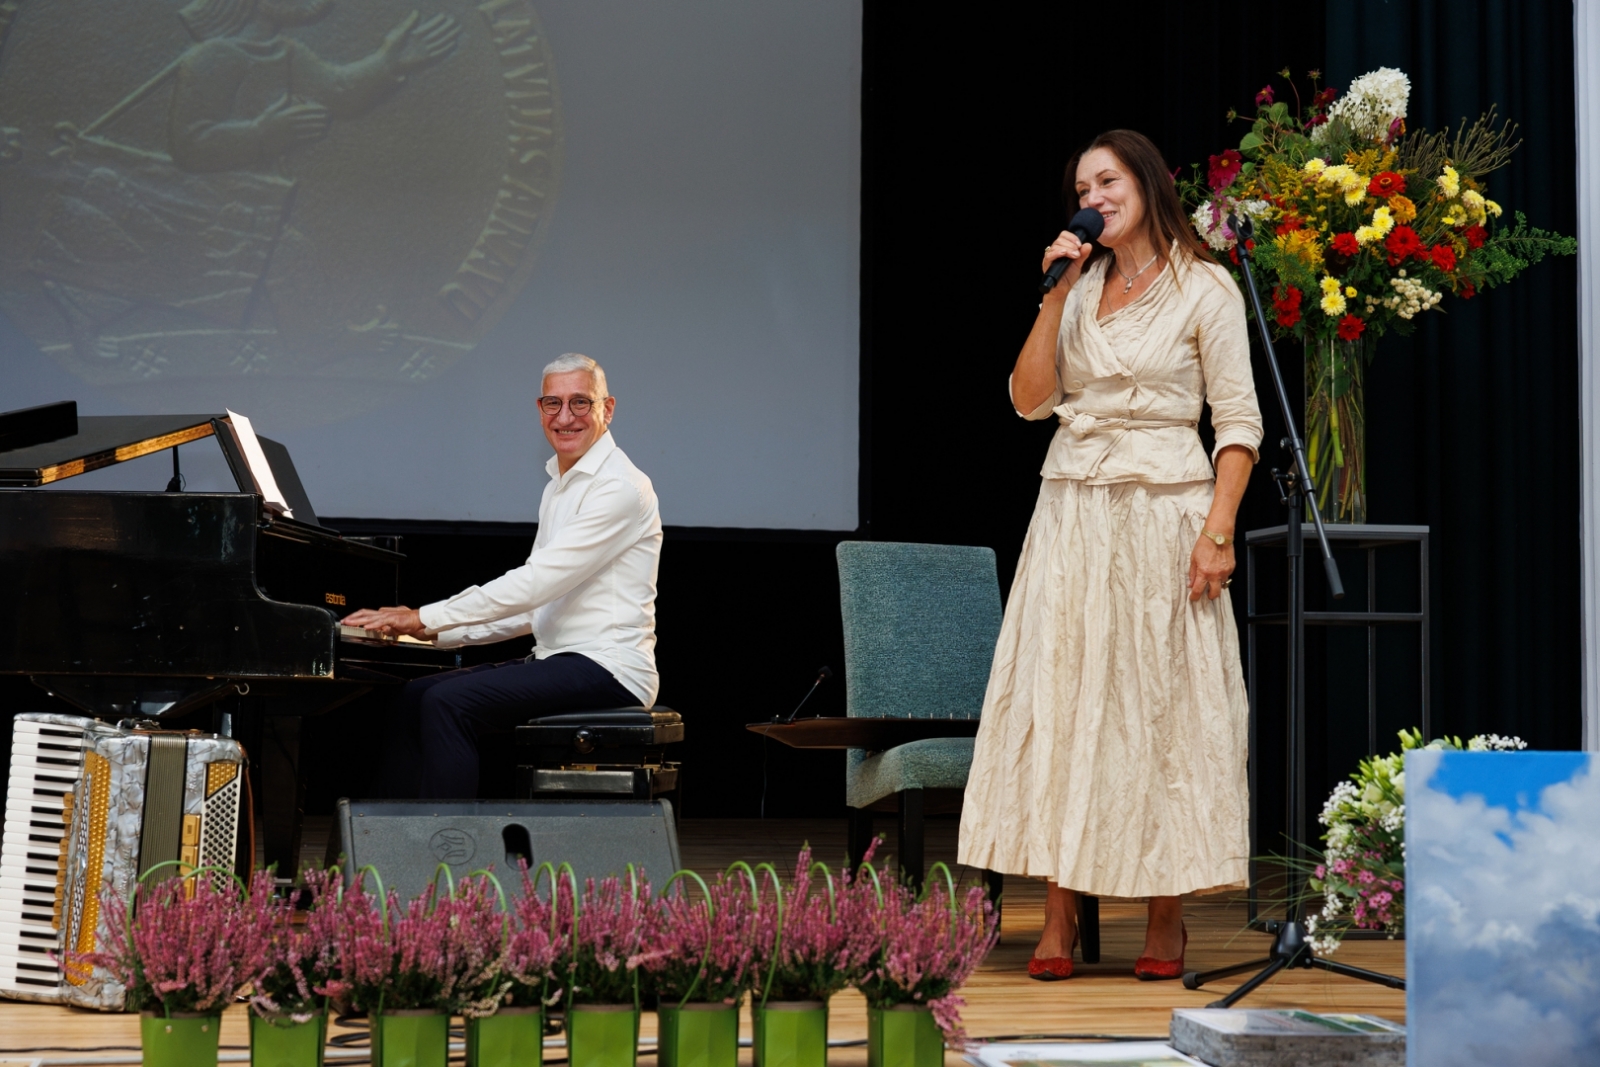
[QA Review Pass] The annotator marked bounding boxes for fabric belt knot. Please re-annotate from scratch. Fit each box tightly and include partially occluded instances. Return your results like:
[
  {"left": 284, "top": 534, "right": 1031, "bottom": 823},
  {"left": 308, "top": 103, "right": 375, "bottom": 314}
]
[{"left": 1060, "top": 407, "right": 1199, "bottom": 439}]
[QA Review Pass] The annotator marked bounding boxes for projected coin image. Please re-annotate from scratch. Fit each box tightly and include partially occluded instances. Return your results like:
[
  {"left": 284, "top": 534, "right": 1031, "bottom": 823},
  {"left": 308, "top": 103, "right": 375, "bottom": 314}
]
[{"left": 0, "top": 0, "right": 561, "bottom": 425}]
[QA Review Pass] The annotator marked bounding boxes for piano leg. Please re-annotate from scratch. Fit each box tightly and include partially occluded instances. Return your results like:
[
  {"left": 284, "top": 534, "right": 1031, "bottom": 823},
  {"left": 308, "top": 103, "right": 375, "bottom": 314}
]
[{"left": 260, "top": 715, "right": 307, "bottom": 877}]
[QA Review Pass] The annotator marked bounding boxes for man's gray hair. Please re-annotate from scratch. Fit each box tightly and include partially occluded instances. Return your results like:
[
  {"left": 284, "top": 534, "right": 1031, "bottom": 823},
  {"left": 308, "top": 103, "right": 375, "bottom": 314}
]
[{"left": 542, "top": 353, "right": 609, "bottom": 398}]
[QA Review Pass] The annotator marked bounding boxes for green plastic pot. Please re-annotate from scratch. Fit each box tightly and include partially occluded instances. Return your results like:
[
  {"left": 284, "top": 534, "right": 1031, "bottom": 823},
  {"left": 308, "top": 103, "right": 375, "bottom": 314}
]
[
  {"left": 140, "top": 1012, "right": 222, "bottom": 1067},
  {"left": 751, "top": 1000, "right": 828, "bottom": 1067},
  {"left": 566, "top": 1003, "right": 640, "bottom": 1067},
  {"left": 657, "top": 1001, "right": 739, "bottom": 1067},
  {"left": 250, "top": 1012, "right": 328, "bottom": 1067},
  {"left": 465, "top": 1006, "right": 544, "bottom": 1067},
  {"left": 867, "top": 1005, "right": 943, "bottom": 1067},
  {"left": 372, "top": 1010, "right": 450, "bottom": 1067}
]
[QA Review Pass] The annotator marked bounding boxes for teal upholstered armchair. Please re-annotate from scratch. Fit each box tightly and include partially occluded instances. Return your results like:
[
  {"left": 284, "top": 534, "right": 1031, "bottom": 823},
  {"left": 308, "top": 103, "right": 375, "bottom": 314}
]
[{"left": 836, "top": 541, "right": 1099, "bottom": 955}]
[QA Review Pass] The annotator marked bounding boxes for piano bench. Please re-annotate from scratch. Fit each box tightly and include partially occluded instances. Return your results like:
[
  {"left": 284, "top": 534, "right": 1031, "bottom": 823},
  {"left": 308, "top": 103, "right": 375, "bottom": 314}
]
[{"left": 513, "top": 707, "right": 683, "bottom": 804}]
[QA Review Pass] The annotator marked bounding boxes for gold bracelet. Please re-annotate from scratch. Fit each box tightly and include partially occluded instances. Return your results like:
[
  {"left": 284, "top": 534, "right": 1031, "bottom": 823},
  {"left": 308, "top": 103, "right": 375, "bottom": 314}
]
[{"left": 1201, "top": 529, "right": 1233, "bottom": 546}]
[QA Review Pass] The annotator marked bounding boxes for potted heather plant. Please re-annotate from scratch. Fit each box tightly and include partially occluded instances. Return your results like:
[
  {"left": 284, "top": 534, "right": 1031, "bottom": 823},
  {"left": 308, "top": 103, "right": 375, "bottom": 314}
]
[
  {"left": 465, "top": 867, "right": 566, "bottom": 1067},
  {"left": 558, "top": 868, "right": 655, "bottom": 1067},
  {"left": 646, "top": 868, "right": 759, "bottom": 1067},
  {"left": 749, "top": 848, "right": 879, "bottom": 1067},
  {"left": 854, "top": 864, "right": 999, "bottom": 1067},
  {"left": 242, "top": 868, "right": 343, "bottom": 1067},
  {"left": 85, "top": 865, "right": 260, "bottom": 1067},
  {"left": 334, "top": 869, "right": 508, "bottom": 1067}
]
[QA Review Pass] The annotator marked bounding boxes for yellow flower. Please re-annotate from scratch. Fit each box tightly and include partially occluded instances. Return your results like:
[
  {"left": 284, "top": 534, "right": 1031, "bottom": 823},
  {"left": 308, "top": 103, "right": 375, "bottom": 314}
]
[
  {"left": 1355, "top": 225, "right": 1380, "bottom": 245},
  {"left": 1389, "top": 195, "right": 1417, "bottom": 223},
  {"left": 1345, "top": 286, "right": 1358, "bottom": 298},
  {"left": 1320, "top": 275, "right": 1342, "bottom": 296},
  {"left": 1321, "top": 291, "right": 1347, "bottom": 317},
  {"left": 1485, "top": 199, "right": 1503, "bottom": 217},
  {"left": 1304, "top": 158, "right": 1328, "bottom": 175},
  {"left": 1437, "top": 165, "right": 1460, "bottom": 198},
  {"left": 1318, "top": 164, "right": 1368, "bottom": 206},
  {"left": 1276, "top": 229, "right": 1324, "bottom": 267},
  {"left": 1441, "top": 205, "right": 1466, "bottom": 227},
  {"left": 1369, "top": 205, "right": 1394, "bottom": 236}
]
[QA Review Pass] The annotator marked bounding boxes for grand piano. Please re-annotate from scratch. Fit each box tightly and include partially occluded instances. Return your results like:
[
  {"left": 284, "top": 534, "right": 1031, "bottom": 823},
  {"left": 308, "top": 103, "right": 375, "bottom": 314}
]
[{"left": 0, "top": 401, "right": 461, "bottom": 871}]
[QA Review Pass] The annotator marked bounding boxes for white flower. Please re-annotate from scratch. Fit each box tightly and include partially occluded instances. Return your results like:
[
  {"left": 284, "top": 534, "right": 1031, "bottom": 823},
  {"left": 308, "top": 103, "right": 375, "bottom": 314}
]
[{"left": 1317, "top": 67, "right": 1410, "bottom": 143}]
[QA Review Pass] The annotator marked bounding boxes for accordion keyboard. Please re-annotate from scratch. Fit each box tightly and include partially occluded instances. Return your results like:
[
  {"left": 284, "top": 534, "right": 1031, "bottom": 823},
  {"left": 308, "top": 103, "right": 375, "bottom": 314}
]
[{"left": 0, "top": 716, "right": 87, "bottom": 1002}]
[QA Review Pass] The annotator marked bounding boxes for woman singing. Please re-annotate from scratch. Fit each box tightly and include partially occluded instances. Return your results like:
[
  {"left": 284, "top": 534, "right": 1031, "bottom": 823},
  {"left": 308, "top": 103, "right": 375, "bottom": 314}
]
[{"left": 957, "top": 130, "right": 1263, "bottom": 981}]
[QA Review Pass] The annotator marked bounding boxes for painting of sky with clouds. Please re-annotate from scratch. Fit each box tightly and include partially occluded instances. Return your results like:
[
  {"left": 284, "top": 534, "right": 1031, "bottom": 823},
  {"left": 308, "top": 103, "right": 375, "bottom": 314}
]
[{"left": 1406, "top": 749, "right": 1600, "bottom": 1066}]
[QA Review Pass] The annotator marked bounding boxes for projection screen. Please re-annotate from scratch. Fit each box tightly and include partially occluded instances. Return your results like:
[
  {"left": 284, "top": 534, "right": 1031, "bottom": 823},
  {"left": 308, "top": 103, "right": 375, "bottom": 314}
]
[{"left": 0, "top": 0, "right": 861, "bottom": 529}]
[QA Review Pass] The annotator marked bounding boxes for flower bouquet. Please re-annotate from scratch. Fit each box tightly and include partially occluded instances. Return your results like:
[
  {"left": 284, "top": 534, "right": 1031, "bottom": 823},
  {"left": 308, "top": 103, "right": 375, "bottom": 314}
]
[
  {"left": 334, "top": 871, "right": 508, "bottom": 1067},
  {"left": 852, "top": 862, "right": 999, "bottom": 1067},
  {"left": 85, "top": 868, "right": 260, "bottom": 1067},
  {"left": 240, "top": 868, "right": 344, "bottom": 1067},
  {"left": 1299, "top": 727, "right": 1526, "bottom": 956},
  {"left": 645, "top": 869, "right": 759, "bottom": 1067},
  {"left": 556, "top": 870, "right": 655, "bottom": 1067},
  {"left": 468, "top": 868, "right": 566, "bottom": 1067},
  {"left": 1184, "top": 67, "right": 1575, "bottom": 522},
  {"left": 748, "top": 847, "right": 881, "bottom": 1067}
]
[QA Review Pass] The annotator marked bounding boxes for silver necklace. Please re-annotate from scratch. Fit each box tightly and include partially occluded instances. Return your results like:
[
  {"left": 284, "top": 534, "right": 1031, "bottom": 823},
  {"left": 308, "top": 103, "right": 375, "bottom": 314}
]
[{"left": 1115, "top": 251, "right": 1161, "bottom": 293}]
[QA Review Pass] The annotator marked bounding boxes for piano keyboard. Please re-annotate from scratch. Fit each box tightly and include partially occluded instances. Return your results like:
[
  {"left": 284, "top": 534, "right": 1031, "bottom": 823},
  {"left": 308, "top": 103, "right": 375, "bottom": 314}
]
[{"left": 1, "top": 715, "right": 89, "bottom": 1003}]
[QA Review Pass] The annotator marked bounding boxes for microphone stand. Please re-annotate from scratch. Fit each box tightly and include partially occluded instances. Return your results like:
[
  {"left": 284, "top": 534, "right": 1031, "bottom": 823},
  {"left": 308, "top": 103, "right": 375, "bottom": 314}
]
[{"left": 1181, "top": 215, "right": 1403, "bottom": 1006}]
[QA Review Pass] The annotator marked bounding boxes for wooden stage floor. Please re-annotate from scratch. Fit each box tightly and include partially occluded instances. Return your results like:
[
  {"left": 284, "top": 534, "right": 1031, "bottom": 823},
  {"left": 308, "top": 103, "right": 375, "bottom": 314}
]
[{"left": 0, "top": 817, "right": 1405, "bottom": 1062}]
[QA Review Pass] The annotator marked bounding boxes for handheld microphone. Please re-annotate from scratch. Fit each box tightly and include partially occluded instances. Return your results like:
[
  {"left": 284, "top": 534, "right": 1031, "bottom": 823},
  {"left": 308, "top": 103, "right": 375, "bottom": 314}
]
[
  {"left": 777, "top": 665, "right": 833, "bottom": 723},
  {"left": 1039, "top": 208, "right": 1106, "bottom": 295}
]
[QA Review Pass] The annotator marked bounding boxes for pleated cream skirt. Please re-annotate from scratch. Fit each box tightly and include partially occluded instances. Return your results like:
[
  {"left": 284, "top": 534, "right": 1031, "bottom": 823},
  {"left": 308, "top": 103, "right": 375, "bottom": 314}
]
[{"left": 957, "top": 477, "right": 1250, "bottom": 898}]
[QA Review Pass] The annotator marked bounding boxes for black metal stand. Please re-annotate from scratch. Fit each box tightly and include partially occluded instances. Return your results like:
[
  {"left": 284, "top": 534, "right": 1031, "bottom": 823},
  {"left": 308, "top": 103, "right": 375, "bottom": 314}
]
[{"left": 1181, "top": 215, "right": 1403, "bottom": 1006}]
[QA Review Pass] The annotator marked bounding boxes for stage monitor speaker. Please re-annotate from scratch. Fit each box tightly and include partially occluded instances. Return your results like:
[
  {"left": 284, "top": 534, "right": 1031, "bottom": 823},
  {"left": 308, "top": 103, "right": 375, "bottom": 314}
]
[{"left": 332, "top": 798, "right": 680, "bottom": 904}]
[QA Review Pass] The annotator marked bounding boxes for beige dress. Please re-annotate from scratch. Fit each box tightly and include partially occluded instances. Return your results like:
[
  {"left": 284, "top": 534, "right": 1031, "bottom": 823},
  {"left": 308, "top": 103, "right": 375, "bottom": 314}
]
[{"left": 957, "top": 251, "right": 1264, "bottom": 899}]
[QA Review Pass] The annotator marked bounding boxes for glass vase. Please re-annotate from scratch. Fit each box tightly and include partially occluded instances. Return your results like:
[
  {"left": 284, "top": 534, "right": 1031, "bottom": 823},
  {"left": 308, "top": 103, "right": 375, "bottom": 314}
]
[
  {"left": 657, "top": 1001, "right": 740, "bottom": 1067},
  {"left": 566, "top": 1003, "right": 640, "bottom": 1067},
  {"left": 465, "top": 1007, "right": 544, "bottom": 1067},
  {"left": 250, "top": 1012, "right": 328, "bottom": 1067},
  {"left": 1304, "top": 335, "right": 1370, "bottom": 524},
  {"left": 140, "top": 1012, "right": 222, "bottom": 1067},
  {"left": 371, "top": 1010, "right": 450, "bottom": 1067},
  {"left": 866, "top": 1005, "right": 943, "bottom": 1067},
  {"left": 752, "top": 999, "right": 828, "bottom": 1067}
]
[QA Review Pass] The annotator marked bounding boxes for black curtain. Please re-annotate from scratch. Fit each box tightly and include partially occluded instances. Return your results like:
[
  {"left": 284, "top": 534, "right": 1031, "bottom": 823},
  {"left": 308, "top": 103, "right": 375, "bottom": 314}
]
[{"left": 1327, "top": 1, "right": 1581, "bottom": 750}]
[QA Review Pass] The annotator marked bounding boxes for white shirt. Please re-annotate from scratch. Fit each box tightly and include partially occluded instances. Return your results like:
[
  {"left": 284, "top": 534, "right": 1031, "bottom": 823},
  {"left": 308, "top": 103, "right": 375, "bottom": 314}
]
[{"left": 416, "top": 433, "right": 662, "bottom": 705}]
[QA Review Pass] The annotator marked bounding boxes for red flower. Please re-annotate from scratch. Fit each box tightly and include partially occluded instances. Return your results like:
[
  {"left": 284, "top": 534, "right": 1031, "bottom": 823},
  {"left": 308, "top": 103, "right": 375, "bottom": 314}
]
[
  {"left": 1314, "top": 87, "right": 1337, "bottom": 108},
  {"left": 1256, "top": 85, "right": 1275, "bottom": 106},
  {"left": 1273, "top": 285, "right": 1303, "bottom": 328},
  {"left": 1228, "top": 246, "right": 1240, "bottom": 265},
  {"left": 1384, "top": 226, "right": 1425, "bottom": 262},
  {"left": 1460, "top": 282, "right": 1477, "bottom": 299},
  {"left": 1337, "top": 314, "right": 1366, "bottom": 341},
  {"left": 1207, "top": 149, "right": 1243, "bottom": 191},
  {"left": 1431, "top": 244, "right": 1457, "bottom": 272},
  {"left": 1464, "top": 224, "right": 1487, "bottom": 249},
  {"left": 1367, "top": 171, "right": 1405, "bottom": 198},
  {"left": 1330, "top": 232, "right": 1360, "bottom": 256},
  {"left": 1276, "top": 213, "right": 1306, "bottom": 236}
]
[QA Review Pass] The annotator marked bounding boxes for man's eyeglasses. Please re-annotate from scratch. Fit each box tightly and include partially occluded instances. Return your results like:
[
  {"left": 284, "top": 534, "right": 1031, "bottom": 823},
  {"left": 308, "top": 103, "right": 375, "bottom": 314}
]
[{"left": 538, "top": 395, "right": 599, "bottom": 417}]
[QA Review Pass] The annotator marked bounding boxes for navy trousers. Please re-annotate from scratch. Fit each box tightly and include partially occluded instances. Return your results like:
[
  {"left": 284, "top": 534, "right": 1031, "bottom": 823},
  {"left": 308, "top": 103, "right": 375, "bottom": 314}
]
[{"left": 382, "top": 652, "right": 637, "bottom": 799}]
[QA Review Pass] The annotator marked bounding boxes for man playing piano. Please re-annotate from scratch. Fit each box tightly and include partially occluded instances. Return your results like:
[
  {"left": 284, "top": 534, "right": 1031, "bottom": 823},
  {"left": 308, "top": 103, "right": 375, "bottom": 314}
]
[{"left": 342, "top": 354, "right": 662, "bottom": 798}]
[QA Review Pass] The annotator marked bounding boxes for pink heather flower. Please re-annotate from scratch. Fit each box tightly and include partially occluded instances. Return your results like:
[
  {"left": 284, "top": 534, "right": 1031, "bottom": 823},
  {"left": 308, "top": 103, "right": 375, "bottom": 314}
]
[
  {"left": 852, "top": 867, "right": 999, "bottom": 1043},
  {"left": 242, "top": 868, "right": 343, "bottom": 1020},
  {"left": 750, "top": 847, "right": 882, "bottom": 1003},
  {"left": 558, "top": 872, "right": 655, "bottom": 1006},
  {"left": 82, "top": 872, "right": 264, "bottom": 1015},
  {"left": 643, "top": 870, "right": 758, "bottom": 1005}
]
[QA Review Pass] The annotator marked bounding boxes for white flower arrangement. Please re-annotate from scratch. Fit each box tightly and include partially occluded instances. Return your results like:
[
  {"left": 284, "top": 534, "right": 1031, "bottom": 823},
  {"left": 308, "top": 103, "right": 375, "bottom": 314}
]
[{"left": 1314, "top": 66, "right": 1411, "bottom": 144}]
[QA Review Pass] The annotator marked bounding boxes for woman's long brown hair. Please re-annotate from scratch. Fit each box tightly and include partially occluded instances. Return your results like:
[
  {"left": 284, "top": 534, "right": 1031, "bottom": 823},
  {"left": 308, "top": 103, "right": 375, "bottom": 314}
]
[{"left": 1063, "top": 129, "right": 1215, "bottom": 280}]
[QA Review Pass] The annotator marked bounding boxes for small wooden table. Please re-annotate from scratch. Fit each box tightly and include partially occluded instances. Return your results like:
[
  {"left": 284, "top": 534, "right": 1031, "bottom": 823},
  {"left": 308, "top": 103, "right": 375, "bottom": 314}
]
[{"left": 745, "top": 716, "right": 979, "bottom": 750}]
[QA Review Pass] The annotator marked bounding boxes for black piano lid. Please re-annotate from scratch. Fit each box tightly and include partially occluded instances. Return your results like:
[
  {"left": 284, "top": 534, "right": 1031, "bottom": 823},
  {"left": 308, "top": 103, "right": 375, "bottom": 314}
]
[{"left": 0, "top": 413, "right": 220, "bottom": 487}]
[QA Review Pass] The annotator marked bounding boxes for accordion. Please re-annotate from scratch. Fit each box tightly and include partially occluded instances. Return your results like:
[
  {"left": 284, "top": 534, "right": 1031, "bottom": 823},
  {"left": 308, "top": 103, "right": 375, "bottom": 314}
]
[{"left": 1, "top": 713, "right": 245, "bottom": 1009}]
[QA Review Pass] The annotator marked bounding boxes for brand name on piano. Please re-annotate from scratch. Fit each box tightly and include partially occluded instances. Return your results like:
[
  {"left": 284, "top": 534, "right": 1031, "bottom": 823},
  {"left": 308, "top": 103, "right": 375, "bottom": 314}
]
[{"left": 324, "top": 593, "right": 346, "bottom": 606}]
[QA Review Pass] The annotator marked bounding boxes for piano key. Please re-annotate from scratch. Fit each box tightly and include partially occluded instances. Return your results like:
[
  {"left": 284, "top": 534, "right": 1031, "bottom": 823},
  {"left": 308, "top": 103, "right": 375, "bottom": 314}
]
[{"left": 6, "top": 752, "right": 85, "bottom": 772}]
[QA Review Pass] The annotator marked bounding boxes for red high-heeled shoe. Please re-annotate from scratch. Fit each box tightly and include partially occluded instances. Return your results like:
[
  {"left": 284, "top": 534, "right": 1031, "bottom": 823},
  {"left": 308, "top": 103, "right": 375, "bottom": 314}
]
[
  {"left": 1028, "top": 931, "right": 1080, "bottom": 981},
  {"left": 1133, "top": 923, "right": 1187, "bottom": 981}
]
